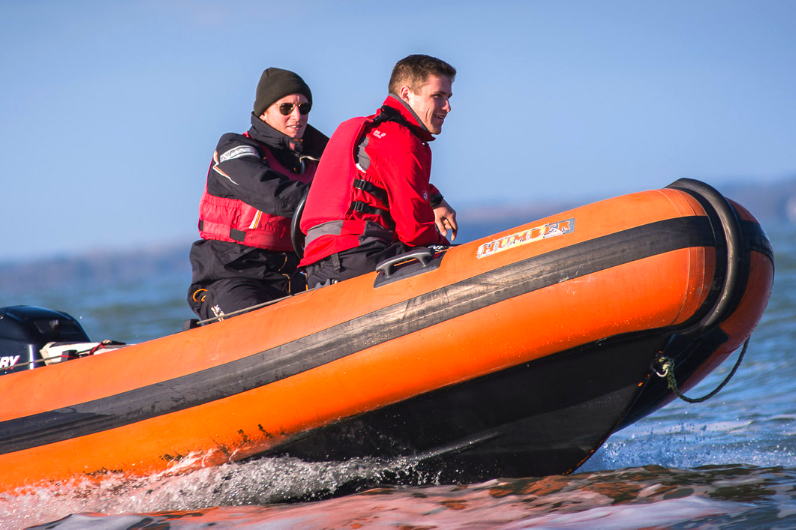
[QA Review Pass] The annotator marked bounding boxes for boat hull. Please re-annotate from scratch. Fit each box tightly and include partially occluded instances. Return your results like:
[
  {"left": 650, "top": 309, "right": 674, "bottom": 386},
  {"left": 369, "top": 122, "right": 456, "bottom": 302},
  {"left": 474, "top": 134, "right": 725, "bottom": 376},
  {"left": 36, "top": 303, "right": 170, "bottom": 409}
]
[
  {"left": 0, "top": 179, "right": 774, "bottom": 491},
  {"left": 263, "top": 333, "right": 669, "bottom": 482}
]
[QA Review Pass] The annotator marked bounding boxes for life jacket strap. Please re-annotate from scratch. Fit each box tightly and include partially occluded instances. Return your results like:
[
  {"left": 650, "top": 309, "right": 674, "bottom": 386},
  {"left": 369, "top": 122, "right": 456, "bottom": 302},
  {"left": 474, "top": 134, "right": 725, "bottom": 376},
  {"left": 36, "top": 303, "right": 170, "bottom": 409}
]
[
  {"left": 353, "top": 178, "right": 389, "bottom": 204},
  {"left": 199, "top": 220, "right": 246, "bottom": 243},
  {"left": 351, "top": 201, "right": 394, "bottom": 228}
]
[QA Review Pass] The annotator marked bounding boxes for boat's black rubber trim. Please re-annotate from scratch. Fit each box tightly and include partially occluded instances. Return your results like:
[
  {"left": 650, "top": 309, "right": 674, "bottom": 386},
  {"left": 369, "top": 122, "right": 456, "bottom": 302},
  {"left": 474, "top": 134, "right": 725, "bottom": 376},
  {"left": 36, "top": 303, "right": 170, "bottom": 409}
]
[
  {"left": 666, "top": 178, "right": 749, "bottom": 337},
  {"left": 745, "top": 220, "right": 774, "bottom": 262},
  {"left": 0, "top": 216, "right": 731, "bottom": 454}
]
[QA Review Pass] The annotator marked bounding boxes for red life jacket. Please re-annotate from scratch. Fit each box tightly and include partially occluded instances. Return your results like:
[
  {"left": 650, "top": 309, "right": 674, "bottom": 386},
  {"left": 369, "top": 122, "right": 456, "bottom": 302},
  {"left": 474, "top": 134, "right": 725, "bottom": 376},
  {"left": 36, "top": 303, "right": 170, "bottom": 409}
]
[
  {"left": 198, "top": 144, "right": 315, "bottom": 252},
  {"left": 298, "top": 115, "right": 396, "bottom": 266},
  {"left": 299, "top": 101, "right": 443, "bottom": 267}
]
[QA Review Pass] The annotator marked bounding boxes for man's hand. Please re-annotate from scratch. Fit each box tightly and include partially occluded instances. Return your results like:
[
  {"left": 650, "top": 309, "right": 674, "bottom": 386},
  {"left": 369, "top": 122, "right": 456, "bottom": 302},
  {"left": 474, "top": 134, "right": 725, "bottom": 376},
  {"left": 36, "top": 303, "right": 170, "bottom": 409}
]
[{"left": 433, "top": 199, "right": 458, "bottom": 242}]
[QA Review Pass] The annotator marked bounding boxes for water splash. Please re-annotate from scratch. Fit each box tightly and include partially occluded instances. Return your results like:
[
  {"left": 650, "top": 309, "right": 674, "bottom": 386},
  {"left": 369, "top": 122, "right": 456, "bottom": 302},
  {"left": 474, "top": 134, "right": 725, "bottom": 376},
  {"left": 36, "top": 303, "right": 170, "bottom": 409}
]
[
  {"left": 0, "top": 455, "right": 437, "bottom": 528},
  {"left": 19, "top": 465, "right": 796, "bottom": 529}
]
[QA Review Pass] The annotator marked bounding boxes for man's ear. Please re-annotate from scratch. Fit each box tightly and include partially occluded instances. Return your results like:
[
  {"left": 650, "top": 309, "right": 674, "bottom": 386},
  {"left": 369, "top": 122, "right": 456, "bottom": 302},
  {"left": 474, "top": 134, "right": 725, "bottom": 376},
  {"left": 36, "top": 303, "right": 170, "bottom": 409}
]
[{"left": 398, "top": 85, "right": 413, "bottom": 102}]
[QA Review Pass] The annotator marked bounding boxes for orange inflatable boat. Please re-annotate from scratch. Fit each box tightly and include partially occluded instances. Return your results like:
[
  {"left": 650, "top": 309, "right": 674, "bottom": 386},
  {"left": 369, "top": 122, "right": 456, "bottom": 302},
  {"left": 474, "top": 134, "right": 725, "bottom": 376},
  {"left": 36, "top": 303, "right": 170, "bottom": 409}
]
[{"left": 0, "top": 179, "right": 774, "bottom": 491}]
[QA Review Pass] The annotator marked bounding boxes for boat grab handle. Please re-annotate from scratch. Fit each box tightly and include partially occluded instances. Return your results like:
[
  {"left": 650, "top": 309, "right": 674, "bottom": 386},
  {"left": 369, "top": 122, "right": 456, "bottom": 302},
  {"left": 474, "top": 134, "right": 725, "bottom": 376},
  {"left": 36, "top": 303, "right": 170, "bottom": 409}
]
[{"left": 375, "top": 247, "right": 435, "bottom": 279}]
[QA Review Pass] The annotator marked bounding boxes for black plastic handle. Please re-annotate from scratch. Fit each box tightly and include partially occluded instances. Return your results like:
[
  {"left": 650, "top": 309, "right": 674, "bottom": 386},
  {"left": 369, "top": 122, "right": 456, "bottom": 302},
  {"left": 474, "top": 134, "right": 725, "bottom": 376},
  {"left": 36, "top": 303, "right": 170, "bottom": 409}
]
[{"left": 375, "top": 247, "right": 435, "bottom": 278}]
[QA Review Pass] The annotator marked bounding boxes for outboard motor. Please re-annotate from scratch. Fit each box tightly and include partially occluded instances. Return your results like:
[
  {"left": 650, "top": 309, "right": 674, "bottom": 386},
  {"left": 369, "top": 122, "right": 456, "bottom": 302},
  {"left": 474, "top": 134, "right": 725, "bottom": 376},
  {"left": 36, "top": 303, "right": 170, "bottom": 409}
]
[{"left": 0, "top": 305, "right": 91, "bottom": 375}]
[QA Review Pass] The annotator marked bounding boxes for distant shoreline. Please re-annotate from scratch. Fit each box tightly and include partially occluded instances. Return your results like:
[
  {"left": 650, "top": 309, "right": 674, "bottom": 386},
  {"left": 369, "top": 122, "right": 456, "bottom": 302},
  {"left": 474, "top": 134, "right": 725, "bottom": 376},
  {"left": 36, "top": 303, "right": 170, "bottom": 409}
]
[{"left": 2, "top": 177, "right": 792, "bottom": 293}]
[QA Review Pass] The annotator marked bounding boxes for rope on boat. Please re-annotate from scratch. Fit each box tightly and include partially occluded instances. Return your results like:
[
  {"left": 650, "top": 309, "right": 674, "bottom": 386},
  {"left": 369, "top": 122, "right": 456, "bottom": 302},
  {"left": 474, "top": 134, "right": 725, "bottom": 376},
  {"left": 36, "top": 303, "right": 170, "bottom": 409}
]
[
  {"left": 6, "top": 339, "right": 127, "bottom": 370},
  {"left": 195, "top": 294, "right": 292, "bottom": 326},
  {"left": 656, "top": 337, "right": 750, "bottom": 403}
]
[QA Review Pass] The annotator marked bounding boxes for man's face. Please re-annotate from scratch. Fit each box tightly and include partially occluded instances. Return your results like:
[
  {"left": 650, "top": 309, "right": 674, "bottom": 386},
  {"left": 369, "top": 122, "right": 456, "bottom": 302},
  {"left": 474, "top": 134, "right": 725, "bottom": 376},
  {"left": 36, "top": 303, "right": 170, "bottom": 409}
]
[
  {"left": 261, "top": 93, "right": 310, "bottom": 139},
  {"left": 401, "top": 75, "right": 453, "bottom": 135}
]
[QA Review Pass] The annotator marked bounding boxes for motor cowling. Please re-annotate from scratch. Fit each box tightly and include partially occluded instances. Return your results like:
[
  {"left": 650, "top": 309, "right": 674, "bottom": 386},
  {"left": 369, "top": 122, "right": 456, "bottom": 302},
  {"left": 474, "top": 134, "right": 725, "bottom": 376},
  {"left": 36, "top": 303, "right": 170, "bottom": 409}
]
[{"left": 0, "top": 305, "right": 91, "bottom": 375}]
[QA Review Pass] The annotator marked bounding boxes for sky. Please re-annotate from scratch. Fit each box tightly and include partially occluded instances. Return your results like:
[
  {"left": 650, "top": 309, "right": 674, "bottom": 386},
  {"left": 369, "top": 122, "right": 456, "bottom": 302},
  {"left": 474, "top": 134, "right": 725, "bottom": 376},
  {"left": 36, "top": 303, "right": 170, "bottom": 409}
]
[{"left": 1, "top": 0, "right": 794, "bottom": 262}]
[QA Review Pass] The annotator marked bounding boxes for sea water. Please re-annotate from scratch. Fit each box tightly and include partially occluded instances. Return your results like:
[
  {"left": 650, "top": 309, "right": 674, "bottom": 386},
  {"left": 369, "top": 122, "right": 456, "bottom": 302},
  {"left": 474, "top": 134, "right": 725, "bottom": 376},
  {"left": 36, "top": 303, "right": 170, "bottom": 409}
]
[{"left": 1, "top": 221, "right": 795, "bottom": 529}]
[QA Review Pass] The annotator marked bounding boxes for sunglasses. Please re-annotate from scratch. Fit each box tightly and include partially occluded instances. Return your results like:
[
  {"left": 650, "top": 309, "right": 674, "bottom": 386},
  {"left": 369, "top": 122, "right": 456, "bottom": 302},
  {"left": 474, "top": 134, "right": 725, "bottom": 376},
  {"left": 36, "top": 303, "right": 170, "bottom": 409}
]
[{"left": 278, "top": 102, "right": 311, "bottom": 116}]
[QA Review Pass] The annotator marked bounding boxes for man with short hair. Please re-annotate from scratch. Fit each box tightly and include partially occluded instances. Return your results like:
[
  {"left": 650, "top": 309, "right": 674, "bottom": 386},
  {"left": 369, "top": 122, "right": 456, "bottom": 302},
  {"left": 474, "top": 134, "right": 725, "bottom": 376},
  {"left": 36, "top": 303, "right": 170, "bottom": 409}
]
[
  {"left": 299, "top": 54, "right": 458, "bottom": 287},
  {"left": 187, "top": 68, "right": 327, "bottom": 321}
]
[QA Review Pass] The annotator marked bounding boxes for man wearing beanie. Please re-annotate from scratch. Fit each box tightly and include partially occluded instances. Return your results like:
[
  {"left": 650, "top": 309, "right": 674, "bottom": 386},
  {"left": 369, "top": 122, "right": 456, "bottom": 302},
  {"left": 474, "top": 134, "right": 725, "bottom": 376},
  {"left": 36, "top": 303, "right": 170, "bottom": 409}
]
[
  {"left": 187, "top": 67, "right": 328, "bottom": 321},
  {"left": 299, "top": 54, "right": 458, "bottom": 287}
]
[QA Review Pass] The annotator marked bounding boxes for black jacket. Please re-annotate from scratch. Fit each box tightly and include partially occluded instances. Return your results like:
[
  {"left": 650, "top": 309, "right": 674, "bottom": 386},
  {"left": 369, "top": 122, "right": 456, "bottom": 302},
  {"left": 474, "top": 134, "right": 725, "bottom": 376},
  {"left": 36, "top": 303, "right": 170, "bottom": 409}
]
[{"left": 189, "top": 116, "right": 328, "bottom": 285}]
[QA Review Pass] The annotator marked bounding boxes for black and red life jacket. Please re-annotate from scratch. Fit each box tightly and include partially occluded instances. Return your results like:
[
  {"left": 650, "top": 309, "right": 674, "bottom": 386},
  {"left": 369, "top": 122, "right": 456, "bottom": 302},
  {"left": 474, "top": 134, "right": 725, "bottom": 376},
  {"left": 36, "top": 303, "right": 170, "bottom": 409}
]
[{"left": 199, "top": 143, "right": 316, "bottom": 252}]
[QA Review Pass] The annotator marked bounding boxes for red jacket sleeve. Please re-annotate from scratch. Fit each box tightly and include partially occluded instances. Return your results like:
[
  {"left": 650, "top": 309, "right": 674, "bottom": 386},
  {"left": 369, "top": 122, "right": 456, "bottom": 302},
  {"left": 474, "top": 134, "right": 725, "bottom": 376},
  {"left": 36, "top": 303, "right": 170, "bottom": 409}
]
[
  {"left": 379, "top": 151, "right": 447, "bottom": 247},
  {"left": 429, "top": 183, "right": 444, "bottom": 207}
]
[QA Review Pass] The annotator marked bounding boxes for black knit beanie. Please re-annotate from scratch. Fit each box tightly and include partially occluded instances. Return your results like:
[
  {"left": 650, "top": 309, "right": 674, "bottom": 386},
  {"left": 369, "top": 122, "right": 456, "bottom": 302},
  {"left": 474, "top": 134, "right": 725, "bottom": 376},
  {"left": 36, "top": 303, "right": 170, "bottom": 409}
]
[{"left": 253, "top": 68, "right": 313, "bottom": 117}]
